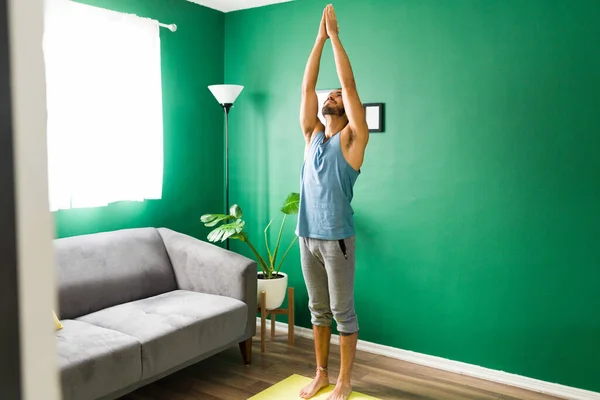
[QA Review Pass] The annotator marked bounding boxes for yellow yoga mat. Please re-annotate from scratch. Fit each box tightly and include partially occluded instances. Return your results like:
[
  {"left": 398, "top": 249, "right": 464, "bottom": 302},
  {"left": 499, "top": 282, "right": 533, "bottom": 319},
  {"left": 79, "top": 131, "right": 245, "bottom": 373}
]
[{"left": 249, "top": 374, "right": 380, "bottom": 400}]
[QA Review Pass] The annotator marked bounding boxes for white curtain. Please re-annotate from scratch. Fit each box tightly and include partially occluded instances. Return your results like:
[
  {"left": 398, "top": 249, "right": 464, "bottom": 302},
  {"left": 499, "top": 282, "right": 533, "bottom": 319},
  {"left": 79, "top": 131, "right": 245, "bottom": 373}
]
[{"left": 43, "top": 0, "right": 164, "bottom": 211}]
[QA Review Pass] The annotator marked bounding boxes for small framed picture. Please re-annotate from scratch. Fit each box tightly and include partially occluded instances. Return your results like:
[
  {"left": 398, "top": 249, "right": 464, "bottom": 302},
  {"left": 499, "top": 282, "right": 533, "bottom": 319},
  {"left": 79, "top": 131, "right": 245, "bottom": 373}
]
[{"left": 363, "top": 103, "right": 384, "bottom": 132}]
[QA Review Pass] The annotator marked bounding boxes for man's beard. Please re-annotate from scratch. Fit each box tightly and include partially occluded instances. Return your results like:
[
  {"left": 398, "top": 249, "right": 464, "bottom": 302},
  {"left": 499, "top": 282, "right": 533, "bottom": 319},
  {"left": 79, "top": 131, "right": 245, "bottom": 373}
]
[{"left": 322, "top": 104, "right": 345, "bottom": 117}]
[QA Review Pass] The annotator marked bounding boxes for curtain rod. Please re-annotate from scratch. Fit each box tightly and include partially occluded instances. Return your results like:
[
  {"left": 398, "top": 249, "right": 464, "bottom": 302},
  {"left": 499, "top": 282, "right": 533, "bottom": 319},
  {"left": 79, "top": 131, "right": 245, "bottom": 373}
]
[{"left": 158, "top": 22, "right": 177, "bottom": 32}]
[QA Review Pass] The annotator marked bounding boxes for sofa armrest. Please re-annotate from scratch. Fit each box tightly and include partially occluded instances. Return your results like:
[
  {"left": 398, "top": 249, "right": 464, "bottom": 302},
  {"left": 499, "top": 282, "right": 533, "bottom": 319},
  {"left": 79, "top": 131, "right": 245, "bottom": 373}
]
[{"left": 157, "top": 228, "right": 257, "bottom": 340}]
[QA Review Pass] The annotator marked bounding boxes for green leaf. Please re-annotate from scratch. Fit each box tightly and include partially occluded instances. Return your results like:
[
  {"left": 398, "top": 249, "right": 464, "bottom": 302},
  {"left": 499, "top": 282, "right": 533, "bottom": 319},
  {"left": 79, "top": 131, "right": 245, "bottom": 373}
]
[
  {"left": 201, "top": 214, "right": 221, "bottom": 224},
  {"left": 235, "top": 219, "right": 245, "bottom": 233},
  {"left": 280, "top": 192, "right": 300, "bottom": 215},
  {"left": 206, "top": 219, "right": 245, "bottom": 243},
  {"left": 203, "top": 214, "right": 230, "bottom": 227},
  {"left": 221, "top": 228, "right": 237, "bottom": 242},
  {"left": 229, "top": 204, "right": 243, "bottom": 219},
  {"left": 207, "top": 227, "right": 222, "bottom": 242}
]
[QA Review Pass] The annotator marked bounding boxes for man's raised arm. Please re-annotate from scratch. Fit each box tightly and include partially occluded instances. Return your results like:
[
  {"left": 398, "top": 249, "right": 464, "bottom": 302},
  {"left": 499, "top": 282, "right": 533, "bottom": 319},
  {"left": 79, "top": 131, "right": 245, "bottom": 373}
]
[
  {"left": 300, "top": 10, "right": 327, "bottom": 143},
  {"left": 326, "top": 5, "right": 368, "bottom": 143}
]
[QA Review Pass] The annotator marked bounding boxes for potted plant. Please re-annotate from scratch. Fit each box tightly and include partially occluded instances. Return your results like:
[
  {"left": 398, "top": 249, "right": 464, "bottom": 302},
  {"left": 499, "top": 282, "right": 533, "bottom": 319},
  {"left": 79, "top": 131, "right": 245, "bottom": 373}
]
[{"left": 200, "top": 192, "right": 299, "bottom": 310}]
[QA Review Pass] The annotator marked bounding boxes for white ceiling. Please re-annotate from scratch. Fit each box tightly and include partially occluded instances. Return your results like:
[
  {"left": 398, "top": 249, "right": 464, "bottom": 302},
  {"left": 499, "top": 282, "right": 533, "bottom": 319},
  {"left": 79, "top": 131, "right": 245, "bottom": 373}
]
[{"left": 189, "top": 0, "right": 292, "bottom": 13}]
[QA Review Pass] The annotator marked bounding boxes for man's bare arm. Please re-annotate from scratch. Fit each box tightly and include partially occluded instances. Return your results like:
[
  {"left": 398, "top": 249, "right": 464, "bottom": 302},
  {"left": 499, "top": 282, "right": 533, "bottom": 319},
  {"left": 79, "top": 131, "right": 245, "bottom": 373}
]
[
  {"left": 300, "top": 11, "right": 327, "bottom": 142},
  {"left": 326, "top": 5, "right": 368, "bottom": 143}
]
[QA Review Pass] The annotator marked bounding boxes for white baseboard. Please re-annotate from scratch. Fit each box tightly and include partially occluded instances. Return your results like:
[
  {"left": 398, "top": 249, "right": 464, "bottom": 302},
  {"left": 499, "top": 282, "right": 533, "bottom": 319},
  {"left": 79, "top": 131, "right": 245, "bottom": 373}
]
[{"left": 256, "top": 318, "right": 600, "bottom": 400}]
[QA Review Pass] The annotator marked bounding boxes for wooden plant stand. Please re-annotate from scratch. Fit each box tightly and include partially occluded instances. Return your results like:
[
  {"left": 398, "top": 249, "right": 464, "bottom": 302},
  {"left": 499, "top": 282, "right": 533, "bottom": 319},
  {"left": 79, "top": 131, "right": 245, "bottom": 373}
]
[{"left": 257, "top": 287, "right": 295, "bottom": 353}]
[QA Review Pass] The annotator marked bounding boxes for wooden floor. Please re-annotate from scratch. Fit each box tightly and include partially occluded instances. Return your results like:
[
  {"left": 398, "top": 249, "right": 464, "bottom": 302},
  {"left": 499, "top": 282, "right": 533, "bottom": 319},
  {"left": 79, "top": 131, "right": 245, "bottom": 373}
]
[{"left": 121, "top": 327, "right": 564, "bottom": 400}]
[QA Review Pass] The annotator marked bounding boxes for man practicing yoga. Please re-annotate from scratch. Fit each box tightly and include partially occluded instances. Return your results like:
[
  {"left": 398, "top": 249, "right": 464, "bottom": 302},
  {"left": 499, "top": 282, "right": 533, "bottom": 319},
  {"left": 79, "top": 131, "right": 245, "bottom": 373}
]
[{"left": 296, "top": 4, "right": 369, "bottom": 400}]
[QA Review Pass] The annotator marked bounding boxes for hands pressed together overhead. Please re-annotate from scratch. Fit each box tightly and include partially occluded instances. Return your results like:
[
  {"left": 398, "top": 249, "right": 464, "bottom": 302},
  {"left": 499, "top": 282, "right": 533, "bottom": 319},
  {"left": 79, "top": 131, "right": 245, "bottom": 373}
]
[
  {"left": 318, "top": 4, "right": 339, "bottom": 40},
  {"left": 301, "top": 2, "right": 368, "bottom": 170}
]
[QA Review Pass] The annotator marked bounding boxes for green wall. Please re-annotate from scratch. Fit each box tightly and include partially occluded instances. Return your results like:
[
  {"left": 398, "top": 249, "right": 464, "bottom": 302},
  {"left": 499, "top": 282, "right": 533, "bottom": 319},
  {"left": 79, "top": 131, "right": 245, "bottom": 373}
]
[
  {"left": 225, "top": 0, "right": 600, "bottom": 392},
  {"left": 54, "top": 0, "right": 225, "bottom": 240}
]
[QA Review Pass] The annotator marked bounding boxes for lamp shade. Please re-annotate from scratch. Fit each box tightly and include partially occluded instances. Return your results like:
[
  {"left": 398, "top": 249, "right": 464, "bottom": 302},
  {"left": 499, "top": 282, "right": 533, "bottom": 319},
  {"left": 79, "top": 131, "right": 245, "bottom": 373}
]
[{"left": 208, "top": 84, "right": 244, "bottom": 105}]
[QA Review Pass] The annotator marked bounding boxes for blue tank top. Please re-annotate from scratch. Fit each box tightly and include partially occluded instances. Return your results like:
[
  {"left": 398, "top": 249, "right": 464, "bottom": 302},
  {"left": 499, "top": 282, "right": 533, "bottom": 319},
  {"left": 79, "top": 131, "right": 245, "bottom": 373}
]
[{"left": 296, "top": 131, "right": 360, "bottom": 240}]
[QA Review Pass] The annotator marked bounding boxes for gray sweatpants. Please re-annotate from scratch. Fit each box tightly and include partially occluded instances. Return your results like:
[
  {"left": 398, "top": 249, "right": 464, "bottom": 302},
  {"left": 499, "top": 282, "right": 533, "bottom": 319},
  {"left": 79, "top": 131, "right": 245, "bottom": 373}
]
[{"left": 299, "top": 236, "right": 359, "bottom": 335}]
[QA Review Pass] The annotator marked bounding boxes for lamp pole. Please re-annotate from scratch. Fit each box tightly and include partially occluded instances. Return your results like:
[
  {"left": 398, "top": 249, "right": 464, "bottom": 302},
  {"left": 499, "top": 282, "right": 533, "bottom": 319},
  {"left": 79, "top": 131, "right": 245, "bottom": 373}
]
[
  {"left": 208, "top": 85, "right": 243, "bottom": 251},
  {"left": 223, "top": 103, "right": 232, "bottom": 250}
]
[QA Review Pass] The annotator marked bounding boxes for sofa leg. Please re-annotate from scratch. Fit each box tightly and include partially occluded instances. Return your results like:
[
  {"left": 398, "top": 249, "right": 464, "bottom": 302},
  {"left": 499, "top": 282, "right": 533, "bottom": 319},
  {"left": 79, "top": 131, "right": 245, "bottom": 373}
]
[{"left": 239, "top": 337, "right": 252, "bottom": 366}]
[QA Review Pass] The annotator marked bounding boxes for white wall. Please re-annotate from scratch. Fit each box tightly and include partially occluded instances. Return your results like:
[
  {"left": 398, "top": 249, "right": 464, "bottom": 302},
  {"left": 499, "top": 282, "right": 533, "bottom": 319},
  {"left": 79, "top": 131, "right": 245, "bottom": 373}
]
[{"left": 8, "top": 0, "right": 60, "bottom": 398}]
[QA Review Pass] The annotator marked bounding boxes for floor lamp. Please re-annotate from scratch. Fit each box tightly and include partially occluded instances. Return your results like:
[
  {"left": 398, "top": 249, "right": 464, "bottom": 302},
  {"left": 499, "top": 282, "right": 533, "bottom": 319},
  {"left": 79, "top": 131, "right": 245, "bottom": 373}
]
[{"left": 208, "top": 84, "right": 244, "bottom": 250}]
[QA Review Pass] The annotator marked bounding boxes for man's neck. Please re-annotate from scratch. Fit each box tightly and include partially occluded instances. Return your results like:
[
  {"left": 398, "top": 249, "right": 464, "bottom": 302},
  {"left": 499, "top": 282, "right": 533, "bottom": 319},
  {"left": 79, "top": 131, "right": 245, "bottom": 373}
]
[{"left": 325, "top": 116, "right": 347, "bottom": 138}]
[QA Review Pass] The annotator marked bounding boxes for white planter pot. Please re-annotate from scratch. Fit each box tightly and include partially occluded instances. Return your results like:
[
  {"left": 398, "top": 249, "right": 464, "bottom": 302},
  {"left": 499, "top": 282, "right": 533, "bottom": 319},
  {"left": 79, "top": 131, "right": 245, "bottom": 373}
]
[{"left": 257, "top": 272, "right": 288, "bottom": 311}]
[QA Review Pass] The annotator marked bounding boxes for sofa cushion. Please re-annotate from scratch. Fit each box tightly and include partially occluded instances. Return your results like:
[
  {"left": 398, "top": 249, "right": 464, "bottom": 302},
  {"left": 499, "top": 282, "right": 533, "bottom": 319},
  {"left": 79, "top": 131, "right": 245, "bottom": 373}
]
[
  {"left": 56, "top": 320, "right": 142, "bottom": 400},
  {"left": 55, "top": 227, "right": 177, "bottom": 319},
  {"left": 77, "top": 290, "right": 248, "bottom": 379}
]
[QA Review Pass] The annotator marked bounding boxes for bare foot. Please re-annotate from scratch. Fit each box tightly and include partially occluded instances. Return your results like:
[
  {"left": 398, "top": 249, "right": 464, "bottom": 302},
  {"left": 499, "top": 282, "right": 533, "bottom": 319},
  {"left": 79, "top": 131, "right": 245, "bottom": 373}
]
[
  {"left": 299, "top": 372, "right": 329, "bottom": 399},
  {"left": 326, "top": 381, "right": 352, "bottom": 400}
]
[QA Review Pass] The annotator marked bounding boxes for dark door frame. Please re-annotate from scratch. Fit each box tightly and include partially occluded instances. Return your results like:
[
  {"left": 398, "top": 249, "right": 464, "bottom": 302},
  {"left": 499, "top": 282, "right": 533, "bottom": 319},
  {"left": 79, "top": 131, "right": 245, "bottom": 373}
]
[{"left": 0, "top": 0, "right": 22, "bottom": 398}]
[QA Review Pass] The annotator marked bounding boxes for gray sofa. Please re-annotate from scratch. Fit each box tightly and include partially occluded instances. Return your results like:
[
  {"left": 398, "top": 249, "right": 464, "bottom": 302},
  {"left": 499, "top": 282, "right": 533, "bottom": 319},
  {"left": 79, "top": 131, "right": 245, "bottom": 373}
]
[{"left": 54, "top": 227, "right": 257, "bottom": 400}]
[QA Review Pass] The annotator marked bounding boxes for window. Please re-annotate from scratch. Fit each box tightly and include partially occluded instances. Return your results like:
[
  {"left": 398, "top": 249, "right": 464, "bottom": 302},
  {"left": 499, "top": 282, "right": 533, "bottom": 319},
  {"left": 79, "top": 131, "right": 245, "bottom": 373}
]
[{"left": 43, "top": 0, "right": 163, "bottom": 211}]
